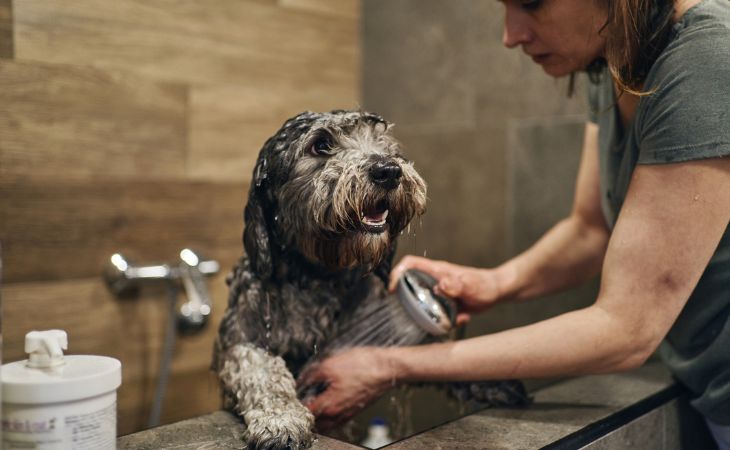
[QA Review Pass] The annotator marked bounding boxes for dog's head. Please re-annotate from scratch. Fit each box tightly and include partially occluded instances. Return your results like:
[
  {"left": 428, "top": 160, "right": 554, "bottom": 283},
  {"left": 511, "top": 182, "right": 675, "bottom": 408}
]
[{"left": 243, "top": 110, "right": 426, "bottom": 277}]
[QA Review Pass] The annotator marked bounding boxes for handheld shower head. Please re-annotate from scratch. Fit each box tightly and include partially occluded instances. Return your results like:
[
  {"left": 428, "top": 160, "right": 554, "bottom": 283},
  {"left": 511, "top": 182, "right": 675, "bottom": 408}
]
[{"left": 396, "top": 269, "right": 457, "bottom": 336}]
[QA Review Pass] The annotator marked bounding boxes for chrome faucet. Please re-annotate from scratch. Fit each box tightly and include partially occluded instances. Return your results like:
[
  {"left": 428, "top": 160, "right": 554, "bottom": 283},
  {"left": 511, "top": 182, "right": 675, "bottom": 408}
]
[{"left": 104, "top": 249, "right": 219, "bottom": 333}]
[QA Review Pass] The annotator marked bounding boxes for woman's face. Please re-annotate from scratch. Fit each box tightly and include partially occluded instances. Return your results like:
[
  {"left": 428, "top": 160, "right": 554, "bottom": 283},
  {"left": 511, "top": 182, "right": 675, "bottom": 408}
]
[{"left": 500, "top": 0, "right": 608, "bottom": 77}]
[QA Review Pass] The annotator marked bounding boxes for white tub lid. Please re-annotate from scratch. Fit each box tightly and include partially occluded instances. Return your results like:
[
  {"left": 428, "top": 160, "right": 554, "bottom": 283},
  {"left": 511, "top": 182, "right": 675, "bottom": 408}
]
[
  {"left": 1, "top": 330, "right": 122, "bottom": 404},
  {"left": 2, "top": 355, "right": 122, "bottom": 405}
]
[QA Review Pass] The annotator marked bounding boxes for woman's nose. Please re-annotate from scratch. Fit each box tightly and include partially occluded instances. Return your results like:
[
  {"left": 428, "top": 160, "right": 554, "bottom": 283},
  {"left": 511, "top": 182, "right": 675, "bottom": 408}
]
[{"left": 502, "top": 4, "right": 533, "bottom": 48}]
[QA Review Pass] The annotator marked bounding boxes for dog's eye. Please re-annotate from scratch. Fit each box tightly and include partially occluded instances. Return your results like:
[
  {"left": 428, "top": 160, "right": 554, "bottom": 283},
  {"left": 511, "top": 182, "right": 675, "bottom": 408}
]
[{"left": 309, "top": 136, "right": 335, "bottom": 156}]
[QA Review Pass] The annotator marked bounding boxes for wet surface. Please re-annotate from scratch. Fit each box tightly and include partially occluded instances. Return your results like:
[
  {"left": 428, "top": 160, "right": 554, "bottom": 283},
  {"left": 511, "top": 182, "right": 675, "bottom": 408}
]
[
  {"left": 117, "top": 411, "right": 363, "bottom": 450},
  {"left": 118, "top": 362, "right": 674, "bottom": 449}
]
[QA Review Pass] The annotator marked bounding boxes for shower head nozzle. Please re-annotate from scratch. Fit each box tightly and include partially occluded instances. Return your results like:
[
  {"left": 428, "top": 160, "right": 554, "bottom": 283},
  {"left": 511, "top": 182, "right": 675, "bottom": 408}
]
[{"left": 397, "top": 269, "right": 457, "bottom": 336}]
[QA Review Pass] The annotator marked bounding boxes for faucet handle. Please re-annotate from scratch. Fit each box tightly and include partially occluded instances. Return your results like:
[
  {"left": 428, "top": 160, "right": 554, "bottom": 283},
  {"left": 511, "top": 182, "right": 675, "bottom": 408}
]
[
  {"left": 103, "top": 250, "right": 219, "bottom": 334},
  {"left": 177, "top": 249, "right": 213, "bottom": 334}
]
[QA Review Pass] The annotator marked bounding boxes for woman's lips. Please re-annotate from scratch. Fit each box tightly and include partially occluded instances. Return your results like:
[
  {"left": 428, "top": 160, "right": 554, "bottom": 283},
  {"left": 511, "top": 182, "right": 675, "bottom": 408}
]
[{"left": 531, "top": 53, "right": 552, "bottom": 64}]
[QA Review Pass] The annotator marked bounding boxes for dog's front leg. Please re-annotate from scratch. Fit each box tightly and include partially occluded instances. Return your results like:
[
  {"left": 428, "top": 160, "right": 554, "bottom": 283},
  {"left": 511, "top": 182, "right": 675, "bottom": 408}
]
[{"left": 220, "top": 343, "right": 315, "bottom": 450}]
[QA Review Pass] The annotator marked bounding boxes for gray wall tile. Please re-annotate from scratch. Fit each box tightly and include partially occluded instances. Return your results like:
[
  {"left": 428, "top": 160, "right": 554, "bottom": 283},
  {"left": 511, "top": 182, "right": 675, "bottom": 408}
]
[
  {"left": 507, "top": 116, "right": 586, "bottom": 253},
  {"left": 363, "top": 0, "right": 475, "bottom": 127},
  {"left": 393, "top": 124, "right": 508, "bottom": 267}
]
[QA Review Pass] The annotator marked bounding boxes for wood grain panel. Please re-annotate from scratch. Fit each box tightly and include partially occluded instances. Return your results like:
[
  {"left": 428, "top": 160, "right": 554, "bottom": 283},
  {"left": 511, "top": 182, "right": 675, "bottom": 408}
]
[
  {"left": 0, "top": 60, "right": 187, "bottom": 180},
  {"left": 0, "top": 178, "right": 246, "bottom": 283},
  {"left": 13, "top": 0, "right": 359, "bottom": 88},
  {"left": 0, "top": 0, "right": 12, "bottom": 58},
  {"left": 3, "top": 275, "right": 230, "bottom": 435},
  {"left": 188, "top": 81, "right": 359, "bottom": 181},
  {"left": 119, "top": 369, "right": 222, "bottom": 435},
  {"left": 2, "top": 276, "right": 231, "bottom": 376},
  {"left": 3, "top": 0, "right": 361, "bottom": 437},
  {"left": 280, "top": 0, "right": 360, "bottom": 19}
]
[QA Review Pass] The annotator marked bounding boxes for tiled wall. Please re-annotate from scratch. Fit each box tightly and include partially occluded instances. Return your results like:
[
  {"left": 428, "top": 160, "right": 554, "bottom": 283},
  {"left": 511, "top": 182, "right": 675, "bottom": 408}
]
[
  {"left": 362, "top": 0, "right": 597, "bottom": 340},
  {"left": 0, "top": 0, "right": 360, "bottom": 435}
]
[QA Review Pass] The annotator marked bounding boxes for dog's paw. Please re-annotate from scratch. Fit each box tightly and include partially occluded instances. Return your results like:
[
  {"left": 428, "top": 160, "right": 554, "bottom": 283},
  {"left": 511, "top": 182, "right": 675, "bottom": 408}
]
[{"left": 243, "top": 405, "right": 315, "bottom": 450}]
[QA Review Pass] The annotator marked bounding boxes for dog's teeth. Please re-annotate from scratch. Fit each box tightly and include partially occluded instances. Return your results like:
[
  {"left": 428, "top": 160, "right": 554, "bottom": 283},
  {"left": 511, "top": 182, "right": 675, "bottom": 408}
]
[{"left": 362, "top": 209, "right": 389, "bottom": 226}]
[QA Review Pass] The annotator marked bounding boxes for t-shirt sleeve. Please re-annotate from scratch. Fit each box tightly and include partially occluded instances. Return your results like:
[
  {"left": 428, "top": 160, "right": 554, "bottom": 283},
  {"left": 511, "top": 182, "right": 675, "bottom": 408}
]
[{"left": 637, "top": 26, "right": 730, "bottom": 164}]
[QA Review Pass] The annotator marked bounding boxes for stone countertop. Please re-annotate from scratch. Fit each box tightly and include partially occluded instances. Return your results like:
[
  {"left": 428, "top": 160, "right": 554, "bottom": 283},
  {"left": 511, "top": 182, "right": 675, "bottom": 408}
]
[
  {"left": 117, "top": 361, "right": 674, "bottom": 450},
  {"left": 385, "top": 361, "right": 673, "bottom": 449},
  {"left": 117, "top": 411, "right": 363, "bottom": 450}
]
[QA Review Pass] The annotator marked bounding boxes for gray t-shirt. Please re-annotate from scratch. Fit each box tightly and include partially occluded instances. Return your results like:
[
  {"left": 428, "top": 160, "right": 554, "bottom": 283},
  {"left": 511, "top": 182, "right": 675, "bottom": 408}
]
[{"left": 588, "top": 0, "right": 730, "bottom": 424}]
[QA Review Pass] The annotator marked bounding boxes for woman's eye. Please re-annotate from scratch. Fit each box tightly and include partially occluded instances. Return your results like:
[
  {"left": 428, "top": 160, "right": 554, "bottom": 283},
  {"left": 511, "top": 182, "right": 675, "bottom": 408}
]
[
  {"left": 310, "top": 136, "right": 334, "bottom": 156},
  {"left": 521, "top": 0, "right": 542, "bottom": 10}
]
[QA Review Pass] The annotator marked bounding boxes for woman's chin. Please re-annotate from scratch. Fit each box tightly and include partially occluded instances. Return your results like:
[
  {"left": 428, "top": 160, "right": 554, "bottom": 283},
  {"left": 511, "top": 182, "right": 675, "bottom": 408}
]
[
  {"left": 539, "top": 63, "right": 574, "bottom": 78},
  {"left": 529, "top": 54, "right": 583, "bottom": 77},
  {"left": 536, "top": 55, "right": 596, "bottom": 78}
]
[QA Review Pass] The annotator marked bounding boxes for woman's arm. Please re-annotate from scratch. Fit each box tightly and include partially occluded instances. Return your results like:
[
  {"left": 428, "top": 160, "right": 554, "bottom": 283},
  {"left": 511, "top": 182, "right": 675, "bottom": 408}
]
[
  {"left": 303, "top": 156, "right": 730, "bottom": 420},
  {"left": 391, "top": 157, "right": 730, "bottom": 381},
  {"left": 390, "top": 122, "right": 610, "bottom": 310}
]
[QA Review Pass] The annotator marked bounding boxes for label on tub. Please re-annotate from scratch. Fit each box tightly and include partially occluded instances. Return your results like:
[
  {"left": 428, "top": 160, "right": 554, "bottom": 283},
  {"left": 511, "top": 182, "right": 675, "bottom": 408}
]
[{"left": 2, "top": 396, "right": 116, "bottom": 450}]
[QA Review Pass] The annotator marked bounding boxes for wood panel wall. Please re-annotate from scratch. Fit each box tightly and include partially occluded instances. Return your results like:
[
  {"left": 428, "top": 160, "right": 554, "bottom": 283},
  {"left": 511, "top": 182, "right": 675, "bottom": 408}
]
[{"left": 0, "top": 0, "right": 360, "bottom": 435}]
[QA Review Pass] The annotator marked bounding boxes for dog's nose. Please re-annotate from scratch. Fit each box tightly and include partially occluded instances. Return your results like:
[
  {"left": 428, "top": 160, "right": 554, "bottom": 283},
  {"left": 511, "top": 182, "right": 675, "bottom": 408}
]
[{"left": 369, "top": 161, "right": 402, "bottom": 190}]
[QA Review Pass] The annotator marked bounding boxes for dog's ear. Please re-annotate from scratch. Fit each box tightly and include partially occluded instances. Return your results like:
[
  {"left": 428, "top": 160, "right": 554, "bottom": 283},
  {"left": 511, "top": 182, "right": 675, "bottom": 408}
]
[{"left": 243, "top": 159, "right": 273, "bottom": 280}]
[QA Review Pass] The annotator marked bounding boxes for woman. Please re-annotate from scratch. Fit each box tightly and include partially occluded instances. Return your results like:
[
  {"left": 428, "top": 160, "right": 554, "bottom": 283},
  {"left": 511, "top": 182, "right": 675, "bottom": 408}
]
[{"left": 300, "top": 0, "right": 730, "bottom": 445}]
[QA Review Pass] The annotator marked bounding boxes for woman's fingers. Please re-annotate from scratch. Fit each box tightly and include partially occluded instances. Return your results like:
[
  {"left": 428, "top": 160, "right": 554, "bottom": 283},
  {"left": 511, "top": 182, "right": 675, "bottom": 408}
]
[
  {"left": 455, "top": 312, "right": 471, "bottom": 326},
  {"left": 303, "top": 385, "right": 330, "bottom": 414},
  {"left": 314, "top": 406, "right": 358, "bottom": 431},
  {"left": 297, "top": 362, "right": 325, "bottom": 388},
  {"left": 388, "top": 256, "right": 445, "bottom": 292},
  {"left": 301, "top": 347, "right": 392, "bottom": 427},
  {"left": 436, "top": 276, "right": 464, "bottom": 298}
]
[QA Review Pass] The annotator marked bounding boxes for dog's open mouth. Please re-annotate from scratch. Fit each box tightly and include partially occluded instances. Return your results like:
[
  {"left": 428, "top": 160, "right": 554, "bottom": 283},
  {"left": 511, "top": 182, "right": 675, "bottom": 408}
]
[{"left": 360, "top": 199, "right": 389, "bottom": 234}]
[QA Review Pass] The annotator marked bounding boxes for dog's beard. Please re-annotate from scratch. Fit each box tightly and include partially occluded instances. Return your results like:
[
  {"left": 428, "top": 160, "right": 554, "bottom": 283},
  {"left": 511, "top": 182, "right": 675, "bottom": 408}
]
[
  {"left": 278, "top": 148, "right": 426, "bottom": 271},
  {"left": 290, "top": 187, "right": 401, "bottom": 270},
  {"left": 299, "top": 229, "right": 392, "bottom": 270},
  {"left": 280, "top": 186, "right": 423, "bottom": 270}
]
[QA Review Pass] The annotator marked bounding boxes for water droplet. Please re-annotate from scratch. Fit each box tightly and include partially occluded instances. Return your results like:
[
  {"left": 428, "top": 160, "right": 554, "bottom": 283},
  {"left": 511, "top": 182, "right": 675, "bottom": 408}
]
[{"left": 255, "top": 159, "right": 268, "bottom": 186}]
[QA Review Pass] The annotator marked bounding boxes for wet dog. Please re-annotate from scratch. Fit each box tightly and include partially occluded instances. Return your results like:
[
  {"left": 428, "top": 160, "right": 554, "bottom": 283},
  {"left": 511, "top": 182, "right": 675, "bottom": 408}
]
[{"left": 214, "top": 110, "right": 527, "bottom": 450}]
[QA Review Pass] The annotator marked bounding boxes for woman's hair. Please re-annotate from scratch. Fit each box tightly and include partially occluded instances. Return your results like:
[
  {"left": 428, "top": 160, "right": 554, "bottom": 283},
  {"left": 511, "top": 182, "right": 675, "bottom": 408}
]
[{"left": 580, "top": 0, "right": 675, "bottom": 95}]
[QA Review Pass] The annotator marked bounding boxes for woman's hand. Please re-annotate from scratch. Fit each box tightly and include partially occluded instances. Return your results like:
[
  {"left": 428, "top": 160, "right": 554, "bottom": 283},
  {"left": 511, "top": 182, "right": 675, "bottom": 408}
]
[
  {"left": 389, "top": 255, "right": 503, "bottom": 324},
  {"left": 298, "top": 347, "right": 394, "bottom": 430}
]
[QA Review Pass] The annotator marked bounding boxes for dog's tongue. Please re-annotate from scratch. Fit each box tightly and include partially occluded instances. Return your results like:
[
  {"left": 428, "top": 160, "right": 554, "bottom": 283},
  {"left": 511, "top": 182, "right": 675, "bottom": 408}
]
[{"left": 362, "top": 209, "right": 389, "bottom": 226}]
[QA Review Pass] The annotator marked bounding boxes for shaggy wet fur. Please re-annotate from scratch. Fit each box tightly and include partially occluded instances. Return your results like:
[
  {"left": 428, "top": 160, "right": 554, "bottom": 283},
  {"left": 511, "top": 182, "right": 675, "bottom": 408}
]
[{"left": 214, "top": 110, "right": 528, "bottom": 450}]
